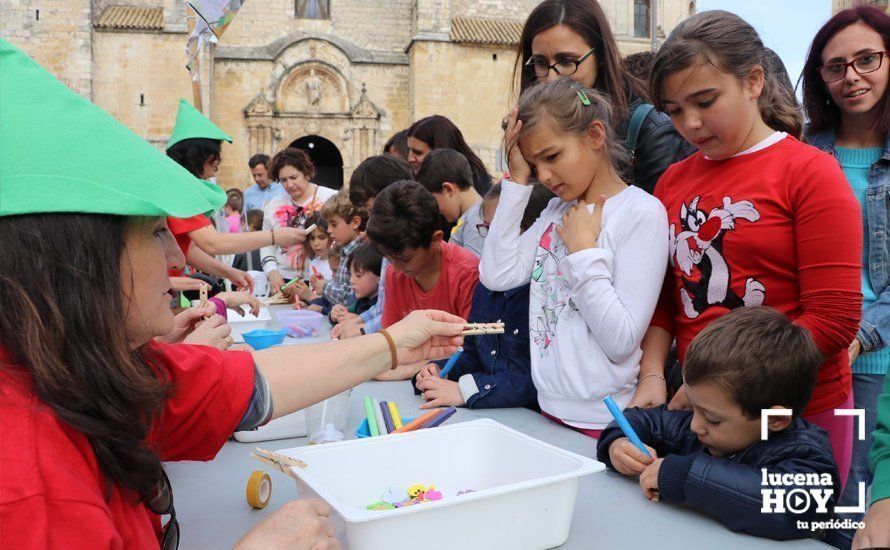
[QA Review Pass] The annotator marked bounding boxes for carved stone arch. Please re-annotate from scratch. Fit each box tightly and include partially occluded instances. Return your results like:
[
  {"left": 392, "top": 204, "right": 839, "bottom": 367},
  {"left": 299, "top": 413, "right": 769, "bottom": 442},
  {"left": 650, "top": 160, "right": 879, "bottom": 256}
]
[{"left": 274, "top": 61, "right": 351, "bottom": 114}]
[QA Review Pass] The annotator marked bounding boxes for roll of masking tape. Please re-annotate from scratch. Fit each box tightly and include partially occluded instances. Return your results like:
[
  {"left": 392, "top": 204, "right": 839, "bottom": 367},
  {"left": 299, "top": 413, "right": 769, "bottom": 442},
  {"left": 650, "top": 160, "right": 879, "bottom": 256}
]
[{"left": 246, "top": 470, "right": 272, "bottom": 509}]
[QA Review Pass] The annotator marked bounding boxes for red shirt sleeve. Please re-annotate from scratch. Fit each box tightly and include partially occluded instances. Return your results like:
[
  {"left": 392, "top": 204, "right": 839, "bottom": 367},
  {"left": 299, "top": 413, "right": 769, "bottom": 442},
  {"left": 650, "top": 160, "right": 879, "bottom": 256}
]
[
  {"left": 166, "top": 215, "right": 211, "bottom": 260},
  {"left": 382, "top": 264, "right": 398, "bottom": 328},
  {"left": 166, "top": 214, "right": 210, "bottom": 237},
  {"left": 790, "top": 152, "right": 863, "bottom": 357},
  {"left": 146, "top": 342, "right": 255, "bottom": 462}
]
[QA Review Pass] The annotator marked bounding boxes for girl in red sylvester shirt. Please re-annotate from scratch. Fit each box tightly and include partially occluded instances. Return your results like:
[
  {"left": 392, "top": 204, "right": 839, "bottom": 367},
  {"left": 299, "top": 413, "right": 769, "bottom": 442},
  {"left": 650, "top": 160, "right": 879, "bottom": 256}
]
[{"left": 637, "top": 11, "right": 863, "bottom": 488}]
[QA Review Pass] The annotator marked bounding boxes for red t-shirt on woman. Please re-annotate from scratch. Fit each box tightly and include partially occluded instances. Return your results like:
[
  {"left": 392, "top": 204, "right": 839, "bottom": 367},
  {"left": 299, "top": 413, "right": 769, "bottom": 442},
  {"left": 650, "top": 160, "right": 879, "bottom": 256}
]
[
  {"left": 0, "top": 342, "right": 254, "bottom": 548},
  {"left": 651, "top": 136, "right": 862, "bottom": 415}
]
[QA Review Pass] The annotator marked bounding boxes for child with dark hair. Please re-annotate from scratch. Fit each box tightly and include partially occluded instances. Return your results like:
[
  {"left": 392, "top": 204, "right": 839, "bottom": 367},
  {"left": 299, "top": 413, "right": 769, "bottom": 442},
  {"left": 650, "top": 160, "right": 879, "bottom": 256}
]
[
  {"left": 367, "top": 180, "right": 479, "bottom": 378},
  {"left": 415, "top": 182, "right": 555, "bottom": 410},
  {"left": 346, "top": 244, "right": 383, "bottom": 317},
  {"left": 332, "top": 155, "right": 417, "bottom": 340},
  {"left": 383, "top": 129, "right": 410, "bottom": 161},
  {"left": 597, "top": 306, "right": 839, "bottom": 541},
  {"left": 347, "top": 154, "right": 414, "bottom": 213},
  {"left": 416, "top": 149, "right": 485, "bottom": 257}
]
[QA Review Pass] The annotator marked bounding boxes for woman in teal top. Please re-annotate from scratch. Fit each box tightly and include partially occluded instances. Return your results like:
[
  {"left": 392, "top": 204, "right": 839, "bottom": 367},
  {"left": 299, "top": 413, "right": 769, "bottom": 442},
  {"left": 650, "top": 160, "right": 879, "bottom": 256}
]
[{"left": 803, "top": 6, "right": 890, "bottom": 543}]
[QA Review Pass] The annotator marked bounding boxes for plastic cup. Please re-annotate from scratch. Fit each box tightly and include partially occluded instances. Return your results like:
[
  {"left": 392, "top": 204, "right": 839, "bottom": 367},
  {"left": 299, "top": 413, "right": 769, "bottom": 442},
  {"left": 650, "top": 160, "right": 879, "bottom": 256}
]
[{"left": 306, "top": 389, "right": 352, "bottom": 444}]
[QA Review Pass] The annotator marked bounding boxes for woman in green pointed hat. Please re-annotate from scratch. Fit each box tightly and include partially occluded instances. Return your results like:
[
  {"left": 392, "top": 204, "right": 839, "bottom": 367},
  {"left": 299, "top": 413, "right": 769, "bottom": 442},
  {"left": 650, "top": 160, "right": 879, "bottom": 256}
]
[
  {"left": 164, "top": 98, "right": 308, "bottom": 290},
  {"left": 0, "top": 40, "right": 465, "bottom": 549}
]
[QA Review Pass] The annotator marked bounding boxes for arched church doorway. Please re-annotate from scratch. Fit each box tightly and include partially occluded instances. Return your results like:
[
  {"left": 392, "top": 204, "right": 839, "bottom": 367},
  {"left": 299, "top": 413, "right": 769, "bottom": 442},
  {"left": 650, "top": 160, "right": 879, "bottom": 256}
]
[{"left": 290, "top": 135, "right": 343, "bottom": 190}]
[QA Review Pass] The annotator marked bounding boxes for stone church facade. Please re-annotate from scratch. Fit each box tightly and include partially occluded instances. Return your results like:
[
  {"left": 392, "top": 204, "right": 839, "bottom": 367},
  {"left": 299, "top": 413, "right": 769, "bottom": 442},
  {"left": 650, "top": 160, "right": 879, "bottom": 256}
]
[{"left": 1, "top": 0, "right": 694, "bottom": 190}]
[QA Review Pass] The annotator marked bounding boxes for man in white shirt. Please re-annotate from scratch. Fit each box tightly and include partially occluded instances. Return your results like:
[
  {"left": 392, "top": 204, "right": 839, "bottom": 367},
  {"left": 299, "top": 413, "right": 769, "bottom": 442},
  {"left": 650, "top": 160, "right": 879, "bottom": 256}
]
[{"left": 243, "top": 153, "right": 287, "bottom": 212}]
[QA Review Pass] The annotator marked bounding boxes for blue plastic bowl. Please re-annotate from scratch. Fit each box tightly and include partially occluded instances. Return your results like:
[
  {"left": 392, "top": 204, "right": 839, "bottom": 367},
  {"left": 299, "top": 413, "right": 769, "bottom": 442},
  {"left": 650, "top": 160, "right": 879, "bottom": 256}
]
[
  {"left": 241, "top": 329, "right": 287, "bottom": 350},
  {"left": 355, "top": 417, "right": 417, "bottom": 438}
]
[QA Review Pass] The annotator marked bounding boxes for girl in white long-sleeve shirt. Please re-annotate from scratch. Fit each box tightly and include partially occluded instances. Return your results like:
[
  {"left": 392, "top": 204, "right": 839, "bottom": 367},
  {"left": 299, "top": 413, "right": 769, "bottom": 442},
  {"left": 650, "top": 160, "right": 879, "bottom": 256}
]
[{"left": 481, "top": 79, "right": 669, "bottom": 433}]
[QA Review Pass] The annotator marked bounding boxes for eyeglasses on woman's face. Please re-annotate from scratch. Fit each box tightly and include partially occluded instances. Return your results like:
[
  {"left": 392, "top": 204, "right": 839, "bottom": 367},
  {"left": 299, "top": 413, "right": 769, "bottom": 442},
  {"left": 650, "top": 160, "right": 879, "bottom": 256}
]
[
  {"left": 525, "top": 47, "right": 596, "bottom": 79},
  {"left": 818, "top": 50, "right": 887, "bottom": 83}
]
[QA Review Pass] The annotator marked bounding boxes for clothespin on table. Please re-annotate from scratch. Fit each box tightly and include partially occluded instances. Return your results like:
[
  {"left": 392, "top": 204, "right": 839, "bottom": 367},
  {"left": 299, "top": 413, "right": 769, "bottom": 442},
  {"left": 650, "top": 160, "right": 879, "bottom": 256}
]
[{"left": 250, "top": 447, "right": 307, "bottom": 479}]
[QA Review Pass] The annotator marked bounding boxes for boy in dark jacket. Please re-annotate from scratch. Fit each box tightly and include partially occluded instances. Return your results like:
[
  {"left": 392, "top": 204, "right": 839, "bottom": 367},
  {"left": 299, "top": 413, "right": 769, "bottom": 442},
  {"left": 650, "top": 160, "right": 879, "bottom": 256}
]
[
  {"left": 415, "top": 182, "right": 554, "bottom": 410},
  {"left": 597, "top": 306, "right": 839, "bottom": 541}
]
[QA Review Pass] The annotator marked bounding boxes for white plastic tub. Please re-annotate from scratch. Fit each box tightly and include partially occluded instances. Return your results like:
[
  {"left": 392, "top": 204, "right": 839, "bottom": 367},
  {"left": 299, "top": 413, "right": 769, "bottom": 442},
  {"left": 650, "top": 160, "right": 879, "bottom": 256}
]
[{"left": 278, "top": 418, "right": 604, "bottom": 550}]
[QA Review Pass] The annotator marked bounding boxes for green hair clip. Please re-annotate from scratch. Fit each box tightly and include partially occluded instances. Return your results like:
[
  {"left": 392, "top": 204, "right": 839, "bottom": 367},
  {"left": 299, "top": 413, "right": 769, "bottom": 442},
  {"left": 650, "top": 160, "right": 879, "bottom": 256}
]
[{"left": 572, "top": 84, "right": 591, "bottom": 106}]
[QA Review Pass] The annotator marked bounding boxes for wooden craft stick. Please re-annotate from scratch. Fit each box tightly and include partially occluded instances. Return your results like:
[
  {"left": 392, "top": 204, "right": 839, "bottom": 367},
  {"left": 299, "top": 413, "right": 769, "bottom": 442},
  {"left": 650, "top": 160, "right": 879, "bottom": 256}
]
[
  {"left": 199, "top": 284, "right": 211, "bottom": 318},
  {"left": 250, "top": 447, "right": 307, "bottom": 479}
]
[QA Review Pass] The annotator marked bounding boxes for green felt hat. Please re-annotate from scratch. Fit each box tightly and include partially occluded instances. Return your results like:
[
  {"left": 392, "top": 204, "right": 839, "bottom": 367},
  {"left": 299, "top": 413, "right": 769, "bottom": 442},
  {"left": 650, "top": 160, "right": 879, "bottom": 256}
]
[
  {"left": 166, "top": 99, "right": 233, "bottom": 150},
  {"left": 0, "top": 39, "right": 225, "bottom": 218}
]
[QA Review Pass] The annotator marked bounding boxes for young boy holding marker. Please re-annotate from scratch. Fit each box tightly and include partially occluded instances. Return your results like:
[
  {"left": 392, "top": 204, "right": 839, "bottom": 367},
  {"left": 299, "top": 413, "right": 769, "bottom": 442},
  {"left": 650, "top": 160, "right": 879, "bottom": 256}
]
[
  {"left": 416, "top": 149, "right": 485, "bottom": 258},
  {"left": 596, "top": 307, "right": 839, "bottom": 540},
  {"left": 367, "top": 180, "right": 479, "bottom": 379}
]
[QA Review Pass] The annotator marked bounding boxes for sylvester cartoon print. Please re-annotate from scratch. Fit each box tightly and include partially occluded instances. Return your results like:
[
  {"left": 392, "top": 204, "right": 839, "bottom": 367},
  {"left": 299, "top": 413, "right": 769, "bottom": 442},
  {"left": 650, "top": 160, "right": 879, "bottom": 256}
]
[{"left": 670, "top": 196, "right": 766, "bottom": 319}]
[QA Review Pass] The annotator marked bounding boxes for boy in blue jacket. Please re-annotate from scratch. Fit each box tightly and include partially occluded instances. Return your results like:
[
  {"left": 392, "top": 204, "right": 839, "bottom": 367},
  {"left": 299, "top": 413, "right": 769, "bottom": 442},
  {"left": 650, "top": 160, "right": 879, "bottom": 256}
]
[
  {"left": 597, "top": 306, "right": 840, "bottom": 540},
  {"left": 414, "top": 182, "right": 553, "bottom": 409}
]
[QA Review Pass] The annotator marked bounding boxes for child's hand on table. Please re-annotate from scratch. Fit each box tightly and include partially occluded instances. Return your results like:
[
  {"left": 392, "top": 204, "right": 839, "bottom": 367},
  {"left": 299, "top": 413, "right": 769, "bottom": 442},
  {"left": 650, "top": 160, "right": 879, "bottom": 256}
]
[
  {"left": 331, "top": 319, "right": 364, "bottom": 339},
  {"left": 608, "top": 437, "right": 657, "bottom": 476},
  {"left": 330, "top": 304, "right": 358, "bottom": 323},
  {"left": 285, "top": 279, "right": 317, "bottom": 302},
  {"left": 556, "top": 195, "right": 606, "bottom": 254},
  {"left": 639, "top": 458, "right": 664, "bottom": 501},
  {"left": 415, "top": 362, "right": 440, "bottom": 382},
  {"left": 416, "top": 375, "right": 465, "bottom": 409},
  {"left": 215, "top": 291, "right": 261, "bottom": 317}
]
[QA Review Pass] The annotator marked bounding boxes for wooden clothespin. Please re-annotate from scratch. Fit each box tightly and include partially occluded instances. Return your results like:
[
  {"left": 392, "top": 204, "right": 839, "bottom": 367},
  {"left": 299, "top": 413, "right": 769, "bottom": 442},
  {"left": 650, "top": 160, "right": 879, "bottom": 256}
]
[
  {"left": 250, "top": 447, "right": 307, "bottom": 480},
  {"left": 199, "top": 284, "right": 211, "bottom": 318},
  {"left": 461, "top": 322, "right": 505, "bottom": 336}
]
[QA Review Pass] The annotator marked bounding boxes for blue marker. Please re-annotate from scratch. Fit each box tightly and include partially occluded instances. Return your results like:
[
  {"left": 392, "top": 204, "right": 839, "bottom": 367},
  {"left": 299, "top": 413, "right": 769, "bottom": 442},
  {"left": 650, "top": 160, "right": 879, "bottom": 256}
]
[
  {"left": 438, "top": 347, "right": 464, "bottom": 378},
  {"left": 603, "top": 395, "right": 652, "bottom": 459}
]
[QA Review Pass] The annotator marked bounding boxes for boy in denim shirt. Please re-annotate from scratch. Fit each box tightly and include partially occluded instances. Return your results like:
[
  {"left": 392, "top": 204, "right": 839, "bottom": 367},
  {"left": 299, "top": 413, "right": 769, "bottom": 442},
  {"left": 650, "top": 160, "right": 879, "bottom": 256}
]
[
  {"left": 415, "top": 183, "right": 553, "bottom": 409},
  {"left": 597, "top": 306, "right": 840, "bottom": 540}
]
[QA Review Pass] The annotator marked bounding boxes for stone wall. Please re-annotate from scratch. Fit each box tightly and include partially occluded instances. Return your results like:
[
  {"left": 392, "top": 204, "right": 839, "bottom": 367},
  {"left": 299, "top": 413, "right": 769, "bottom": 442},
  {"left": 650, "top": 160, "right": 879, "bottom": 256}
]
[{"left": 0, "top": 0, "right": 93, "bottom": 98}]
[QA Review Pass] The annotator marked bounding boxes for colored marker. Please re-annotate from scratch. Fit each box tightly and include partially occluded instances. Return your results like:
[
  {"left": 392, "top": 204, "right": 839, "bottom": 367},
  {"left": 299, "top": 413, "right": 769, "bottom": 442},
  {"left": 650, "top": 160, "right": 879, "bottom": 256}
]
[
  {"left": 311, "top": 266, "right": 321, "bottom": 279},
  {"left": 439, "top": 347, "right": 464, "bottom": 378},
  {"left": 603, "top": 395, "right": 652, "bottom": 459},
  {"left": 280, "top": 278, "right": 300, "bottom": 292},
  {"left": 373, "top": 399, "right": 388, "bottom": 435},
  {"left": 388, "top": 401, "right": 404, "bottom": 430},
  {"left": 422, "top": 406, "right": 456, "bottom": 429},
  {"left": 380, "top": 400, "right": 395, "bottom": 433},
  {"left": 364, "top": 396, "right": 379, "bottom": 437},
  {"left": 393, "top": 410, "right": 441, "bottom": 433}
]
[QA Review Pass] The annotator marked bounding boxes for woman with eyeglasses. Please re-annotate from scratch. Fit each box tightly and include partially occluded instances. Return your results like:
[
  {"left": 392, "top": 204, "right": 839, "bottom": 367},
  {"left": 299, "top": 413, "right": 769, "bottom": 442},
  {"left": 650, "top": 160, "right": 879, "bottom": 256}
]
[
  {"left": 515, "top": 0, "right": 693, "bottom": 196},
  {"left": 802, "top": 6, "right": 890, "bottom": 546},
  {"left": 0, "top": 40, "right": 465, "bottom": 550}
]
